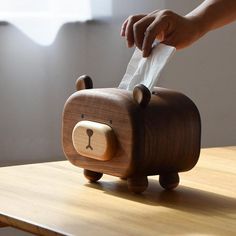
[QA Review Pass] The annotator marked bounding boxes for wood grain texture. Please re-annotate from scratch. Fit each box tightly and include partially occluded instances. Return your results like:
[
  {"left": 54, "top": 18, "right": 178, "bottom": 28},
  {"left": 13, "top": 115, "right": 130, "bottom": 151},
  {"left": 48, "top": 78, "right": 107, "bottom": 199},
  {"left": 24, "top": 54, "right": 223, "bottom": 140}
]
[
  {"left": 62, "top": 85, "right": 201, "bottom": 189},
  {"left": 143, "top": 87, "right": 201, "bottom": 175},
  {"left": 0, "top": 147, "right": 235, "bottom": 235}
]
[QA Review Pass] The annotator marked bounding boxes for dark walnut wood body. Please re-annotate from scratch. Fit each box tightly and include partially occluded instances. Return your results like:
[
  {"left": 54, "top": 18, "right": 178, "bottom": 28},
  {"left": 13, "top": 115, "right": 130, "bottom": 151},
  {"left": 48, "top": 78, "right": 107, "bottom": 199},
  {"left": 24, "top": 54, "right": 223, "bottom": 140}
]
[{"left": 62, "top": 75, "right": 201, "bottom": 193}]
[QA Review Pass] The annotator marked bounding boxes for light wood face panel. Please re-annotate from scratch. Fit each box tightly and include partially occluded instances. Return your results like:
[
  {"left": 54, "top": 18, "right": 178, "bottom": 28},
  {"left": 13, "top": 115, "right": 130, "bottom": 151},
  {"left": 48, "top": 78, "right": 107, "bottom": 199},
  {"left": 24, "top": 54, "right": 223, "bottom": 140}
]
[
  {"left": 72, "top": 120, "right": 117, "bottom": 161},
  {"left": 0, "top": 147, "right": 235, "bottom": 236}
]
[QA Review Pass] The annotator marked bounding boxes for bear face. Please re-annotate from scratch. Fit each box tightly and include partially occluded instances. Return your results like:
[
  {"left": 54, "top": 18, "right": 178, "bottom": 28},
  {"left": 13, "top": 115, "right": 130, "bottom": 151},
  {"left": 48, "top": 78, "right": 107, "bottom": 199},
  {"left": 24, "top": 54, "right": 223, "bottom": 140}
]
[{"left": 62, "top": 75, "right": 151, "bottom": 178}]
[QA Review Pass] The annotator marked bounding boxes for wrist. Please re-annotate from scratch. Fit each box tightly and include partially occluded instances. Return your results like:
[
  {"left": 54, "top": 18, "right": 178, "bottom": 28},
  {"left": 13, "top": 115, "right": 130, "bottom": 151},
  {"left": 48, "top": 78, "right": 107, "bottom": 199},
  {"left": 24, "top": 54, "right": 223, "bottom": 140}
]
[{"left": 185, "top": 14, "right": 209, "bottom": 38}]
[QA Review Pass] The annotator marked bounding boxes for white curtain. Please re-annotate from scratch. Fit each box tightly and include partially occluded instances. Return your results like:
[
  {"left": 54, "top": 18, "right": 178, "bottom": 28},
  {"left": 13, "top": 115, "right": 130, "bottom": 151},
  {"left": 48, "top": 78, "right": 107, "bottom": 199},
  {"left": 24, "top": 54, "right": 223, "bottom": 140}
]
[{"left": 0, "top": 0, "right": 112, "bottom": 45}]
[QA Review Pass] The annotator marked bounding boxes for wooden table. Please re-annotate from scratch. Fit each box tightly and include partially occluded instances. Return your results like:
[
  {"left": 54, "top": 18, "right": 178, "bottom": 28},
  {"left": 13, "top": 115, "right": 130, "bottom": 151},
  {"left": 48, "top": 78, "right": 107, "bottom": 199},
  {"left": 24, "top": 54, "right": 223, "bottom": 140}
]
[{"left": 0, "top": 147, "right": 235, "bottom": 236}]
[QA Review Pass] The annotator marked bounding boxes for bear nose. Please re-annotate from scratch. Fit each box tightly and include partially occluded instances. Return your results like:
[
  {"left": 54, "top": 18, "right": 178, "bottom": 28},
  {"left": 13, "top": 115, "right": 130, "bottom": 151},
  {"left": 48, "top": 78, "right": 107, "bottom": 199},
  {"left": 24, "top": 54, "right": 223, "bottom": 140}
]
[
  {"left": 86, "top": 129, "right": 93, "bottom": 137},
  {"left": 72, "top": 120, "right": 117, "bottom": 161},
  {"left": 86, "top": 129, "right": 93, "bottom": 151}
]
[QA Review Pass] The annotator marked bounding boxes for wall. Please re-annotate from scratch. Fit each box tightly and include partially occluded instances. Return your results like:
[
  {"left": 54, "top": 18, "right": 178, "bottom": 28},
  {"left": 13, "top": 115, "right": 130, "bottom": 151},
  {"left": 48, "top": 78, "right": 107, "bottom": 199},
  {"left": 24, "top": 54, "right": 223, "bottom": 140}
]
[
  {"left": 0, "top": 0, "right": 235, "bottom": 167},
  {"left": 0, "top": 22, "right": 87, "bottom": 166}
]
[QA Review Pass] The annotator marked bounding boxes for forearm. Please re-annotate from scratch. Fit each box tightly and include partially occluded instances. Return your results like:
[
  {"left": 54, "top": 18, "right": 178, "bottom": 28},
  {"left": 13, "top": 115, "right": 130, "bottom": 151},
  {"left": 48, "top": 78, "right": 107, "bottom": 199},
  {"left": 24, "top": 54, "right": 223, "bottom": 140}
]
[
  {"left": 186, "top": 0, "right": 236, "bottom": 35},
  {"left": 121, "top": 0, "right": 236, "bottom": 53}
]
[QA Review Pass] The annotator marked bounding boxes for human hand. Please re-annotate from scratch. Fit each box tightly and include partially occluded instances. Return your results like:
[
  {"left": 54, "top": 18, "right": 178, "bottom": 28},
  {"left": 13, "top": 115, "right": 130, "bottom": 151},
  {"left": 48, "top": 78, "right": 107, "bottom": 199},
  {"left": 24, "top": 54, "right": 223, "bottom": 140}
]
[{"left": 121, "top": 10, "right": 204, "bottom": 57}]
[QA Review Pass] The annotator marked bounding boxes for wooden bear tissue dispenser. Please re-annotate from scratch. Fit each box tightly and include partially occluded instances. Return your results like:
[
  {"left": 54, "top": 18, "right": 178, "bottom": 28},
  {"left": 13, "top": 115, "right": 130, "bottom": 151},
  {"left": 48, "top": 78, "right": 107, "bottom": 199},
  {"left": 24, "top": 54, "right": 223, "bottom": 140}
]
[{"left": 62, "top": 75, "right": 201, "bottom": 193}]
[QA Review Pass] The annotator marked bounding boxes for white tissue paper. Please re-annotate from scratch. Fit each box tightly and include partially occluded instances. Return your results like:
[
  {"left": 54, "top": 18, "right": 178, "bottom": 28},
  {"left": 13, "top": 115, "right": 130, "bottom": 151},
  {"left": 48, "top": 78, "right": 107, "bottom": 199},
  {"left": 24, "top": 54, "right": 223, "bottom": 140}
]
[{"left": 119, "top": 42, "right": 176, "bottom": 92}]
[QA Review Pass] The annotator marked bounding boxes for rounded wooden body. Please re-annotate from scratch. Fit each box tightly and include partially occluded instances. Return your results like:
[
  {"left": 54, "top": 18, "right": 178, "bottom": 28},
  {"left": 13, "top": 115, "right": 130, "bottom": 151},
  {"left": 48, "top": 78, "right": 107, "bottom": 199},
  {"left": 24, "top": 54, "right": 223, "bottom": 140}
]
[
  {"left": 63, "top": 75, "right": 201, "bottom": 193},
  {"left": 62, "top": 86, "right": 201, "bottom": 180},
  {"left": 137, "top": 87, "right": 201, "bottom": 176}
]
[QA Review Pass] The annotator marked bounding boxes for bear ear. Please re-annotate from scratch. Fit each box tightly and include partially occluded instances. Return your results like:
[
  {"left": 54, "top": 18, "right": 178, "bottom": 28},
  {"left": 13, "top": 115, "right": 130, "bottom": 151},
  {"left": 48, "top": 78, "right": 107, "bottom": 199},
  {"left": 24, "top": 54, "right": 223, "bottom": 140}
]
[
  {"left": 76, "top": 75, "right": 93, "bottom": 91},
  {"left": 133, "top": 84, "right": 151, "bottom": 108}
]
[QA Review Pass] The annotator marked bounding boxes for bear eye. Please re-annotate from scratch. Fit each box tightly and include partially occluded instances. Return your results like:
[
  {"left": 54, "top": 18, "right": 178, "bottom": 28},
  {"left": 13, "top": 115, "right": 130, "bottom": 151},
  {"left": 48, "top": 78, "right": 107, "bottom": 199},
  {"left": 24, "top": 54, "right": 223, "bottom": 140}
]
[{"left": 81, "top": 114, "right": 85, "bottom": 119}]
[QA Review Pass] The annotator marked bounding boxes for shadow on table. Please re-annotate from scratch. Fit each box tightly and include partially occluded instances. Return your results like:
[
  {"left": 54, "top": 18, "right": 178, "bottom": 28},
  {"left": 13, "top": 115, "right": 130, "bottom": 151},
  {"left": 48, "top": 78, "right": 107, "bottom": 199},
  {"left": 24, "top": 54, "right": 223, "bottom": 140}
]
[{"left": 85, "top": 178, "right": 236, "bottom": 216}]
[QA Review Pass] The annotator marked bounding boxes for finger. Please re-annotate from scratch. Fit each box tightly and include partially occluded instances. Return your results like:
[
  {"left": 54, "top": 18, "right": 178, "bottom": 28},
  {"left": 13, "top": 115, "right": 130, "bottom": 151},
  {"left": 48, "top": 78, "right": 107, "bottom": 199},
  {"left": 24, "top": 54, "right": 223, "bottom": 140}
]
[
  {"left": 125, "top": 18, "right": 135, "bottom": 47},
  {"left": 125, "top": 15, "right": 145, "bottom": 48},
  {"left": 163, "top": 38, "right": 181, "bottom": 49},
  {"left": 162, "top": 34, "right": 176, "bottom": 47},
  {"left": 120, "top": 18, "right": 128, "bottom": 37},
  {"left": 133, "top": 16, "right": 155, "bottom": 50},
  {"left": 142, "top": 19, "right": 168, "bottom": 57}
]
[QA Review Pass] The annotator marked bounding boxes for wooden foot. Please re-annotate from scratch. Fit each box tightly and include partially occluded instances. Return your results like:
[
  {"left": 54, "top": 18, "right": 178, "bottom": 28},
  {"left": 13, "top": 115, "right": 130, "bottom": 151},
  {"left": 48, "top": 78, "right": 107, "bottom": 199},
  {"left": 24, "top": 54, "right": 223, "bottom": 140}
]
[
  {"left": 159, "top": 173, "right": 179, "bottom": 190},
  {"left": 84, "top": 169, "right": 103, "bottom": 182},
  {"left": 127, "top": 176, "right": 148, "bottom": 194}
]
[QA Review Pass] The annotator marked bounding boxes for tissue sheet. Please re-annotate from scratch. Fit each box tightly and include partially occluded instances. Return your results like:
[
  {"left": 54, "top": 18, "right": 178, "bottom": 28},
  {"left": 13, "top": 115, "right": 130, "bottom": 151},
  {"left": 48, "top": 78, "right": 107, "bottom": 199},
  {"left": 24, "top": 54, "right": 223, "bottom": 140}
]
[{"left": 119, "top": 43, "right": 175, "bottom": 92}]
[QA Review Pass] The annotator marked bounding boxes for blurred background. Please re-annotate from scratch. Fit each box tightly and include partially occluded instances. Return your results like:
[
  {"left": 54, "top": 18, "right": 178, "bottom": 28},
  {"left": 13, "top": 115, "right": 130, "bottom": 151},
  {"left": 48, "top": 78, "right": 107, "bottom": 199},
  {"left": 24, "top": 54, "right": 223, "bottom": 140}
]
[{"left": 0, "top": 0, "right": 235, "bottom": 168}]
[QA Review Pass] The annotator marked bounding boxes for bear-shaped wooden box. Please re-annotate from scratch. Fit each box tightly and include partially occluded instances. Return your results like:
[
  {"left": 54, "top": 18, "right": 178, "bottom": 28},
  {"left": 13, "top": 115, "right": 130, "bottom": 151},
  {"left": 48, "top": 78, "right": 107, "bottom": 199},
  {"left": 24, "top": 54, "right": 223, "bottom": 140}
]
[{"left": 62, "top": 75, "right": 201, "bottom": 193}]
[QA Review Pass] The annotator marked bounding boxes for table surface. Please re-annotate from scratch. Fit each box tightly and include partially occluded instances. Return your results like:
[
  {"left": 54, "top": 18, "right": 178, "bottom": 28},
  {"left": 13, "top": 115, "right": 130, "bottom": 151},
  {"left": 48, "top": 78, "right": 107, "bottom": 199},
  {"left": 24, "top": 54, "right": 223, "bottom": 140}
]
[{"left": 0, "top": 147, "right": 235, "bottom": 236}]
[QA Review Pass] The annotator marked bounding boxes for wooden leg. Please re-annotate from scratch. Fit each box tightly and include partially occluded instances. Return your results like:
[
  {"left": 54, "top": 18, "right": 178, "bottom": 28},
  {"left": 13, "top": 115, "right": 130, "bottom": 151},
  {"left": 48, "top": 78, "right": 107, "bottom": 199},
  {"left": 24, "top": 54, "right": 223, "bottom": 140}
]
[
  {"left": 84, "top": 169, "right": 103, "bottom": 182},
  {"left": 159, "top": 173, "right": 179, "bottom": 190},
  {"left": 127, "top": 176, "right": 148, "bottom": 194}
]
